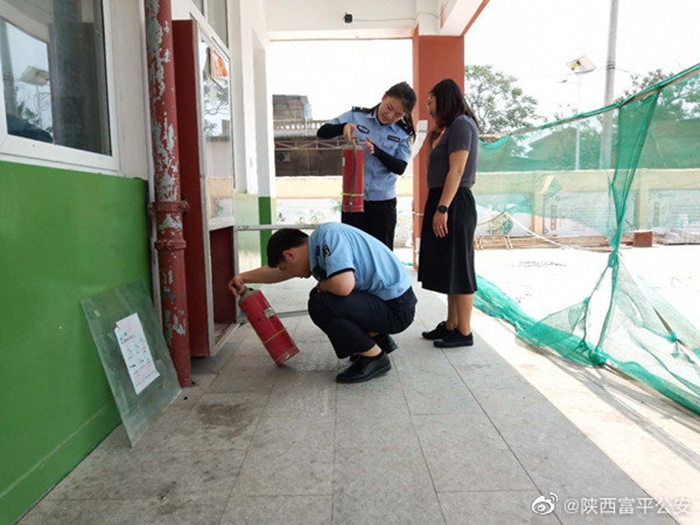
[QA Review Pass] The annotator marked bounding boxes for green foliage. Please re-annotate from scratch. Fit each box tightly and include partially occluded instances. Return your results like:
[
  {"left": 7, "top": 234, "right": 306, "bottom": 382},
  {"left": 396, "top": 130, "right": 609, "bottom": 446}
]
[
  {"left": 654, "top": 74, "right": 700, "bottom": 122},
  {"left": 201, "top": 81, "right": 231, "bottom": 136},
  {"left": 464, "top": 64, "right": 542, "bottom": 135},
  {"left": 620, "top": 68, "right": 674, "bottom": 99},
  {"left": 618, "top": 68, "right": 700, "bottom": 121},
  {"left": 526, "top": 126, "right": 600, "bottom": 170}
]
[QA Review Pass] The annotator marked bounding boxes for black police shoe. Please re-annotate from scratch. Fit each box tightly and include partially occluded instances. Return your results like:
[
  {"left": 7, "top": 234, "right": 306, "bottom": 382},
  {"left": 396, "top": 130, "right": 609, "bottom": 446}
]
[
  {"left": 421, "top": 321, "right": 454, "bottom": 340},
  {"left": 336, "top": 353, "right": 391, "bottom": 383},
  {"left": 433, "top": 330, "right": 474, "bottom": 348},
  {"left": 349, "top": 334, "right": 398, "bottom": 362}
]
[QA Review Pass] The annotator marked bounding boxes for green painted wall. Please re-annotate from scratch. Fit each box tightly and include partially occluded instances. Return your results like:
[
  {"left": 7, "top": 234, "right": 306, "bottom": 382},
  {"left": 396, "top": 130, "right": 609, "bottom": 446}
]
[
  {"left": 0, "top": 161, "right": 151, "bottom": 525},
  {"left": 258, "top": 196, "right": 276, "bottom": 265}
]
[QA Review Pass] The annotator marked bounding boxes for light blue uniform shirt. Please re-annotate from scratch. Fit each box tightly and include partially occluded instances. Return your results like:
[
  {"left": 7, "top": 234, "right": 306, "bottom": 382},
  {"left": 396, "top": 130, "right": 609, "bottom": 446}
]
[
  {"left": 308, "top": 223, "right": 412, "bottom": 301},
  {"left": 328, "top": 108, "right": 412, "bottom": 201}
]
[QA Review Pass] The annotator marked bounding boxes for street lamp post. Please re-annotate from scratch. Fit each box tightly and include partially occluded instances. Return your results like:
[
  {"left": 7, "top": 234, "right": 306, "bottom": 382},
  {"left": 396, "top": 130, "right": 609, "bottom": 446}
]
[
  {"left": 566, "top": 55, "right": 596, "bottom": 170},
  {"left": 600, "top": 0, "right": 619, "bottom": 169}
]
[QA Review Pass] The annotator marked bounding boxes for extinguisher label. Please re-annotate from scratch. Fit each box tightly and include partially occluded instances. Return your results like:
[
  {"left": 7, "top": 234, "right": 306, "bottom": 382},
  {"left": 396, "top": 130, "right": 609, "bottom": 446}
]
[{"left": 263, "top": 306, "right": 276, "bottom": 319}]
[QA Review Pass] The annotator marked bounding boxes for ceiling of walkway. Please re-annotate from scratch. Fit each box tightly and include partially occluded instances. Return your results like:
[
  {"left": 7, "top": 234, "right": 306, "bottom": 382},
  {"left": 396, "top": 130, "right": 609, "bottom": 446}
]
[{"left": 265, "top": 0, "right": 489, "bottom": 40}]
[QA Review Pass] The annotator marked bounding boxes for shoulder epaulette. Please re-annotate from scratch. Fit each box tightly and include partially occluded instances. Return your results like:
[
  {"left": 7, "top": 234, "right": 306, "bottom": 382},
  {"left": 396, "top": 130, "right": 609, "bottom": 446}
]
[
  {"left": 396, "top": 118, "right": 415, "bottom": 136},
  {"left": 351, "top": 106, "right": 372, "bottom": 113}
]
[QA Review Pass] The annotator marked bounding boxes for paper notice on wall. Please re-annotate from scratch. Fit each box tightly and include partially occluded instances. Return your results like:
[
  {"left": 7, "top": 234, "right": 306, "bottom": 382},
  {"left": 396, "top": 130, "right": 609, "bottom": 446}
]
[{"left": 114, "top": 313, "right": 160, "bottom": 395}]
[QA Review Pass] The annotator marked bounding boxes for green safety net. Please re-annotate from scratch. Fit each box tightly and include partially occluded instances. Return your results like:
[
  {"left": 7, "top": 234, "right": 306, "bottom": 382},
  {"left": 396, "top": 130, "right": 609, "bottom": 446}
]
[{"left": 473, "top": 63, "right": 700, "bottom": 414}]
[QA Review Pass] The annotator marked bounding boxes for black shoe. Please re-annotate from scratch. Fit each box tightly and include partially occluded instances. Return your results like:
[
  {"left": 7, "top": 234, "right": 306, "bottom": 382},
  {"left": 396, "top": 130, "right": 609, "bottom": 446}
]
[
  {"left": 433, "top": 330, "right": 474, "bottom": 348},
  {"left": 349, "top": 334, "right": 398, "bottom": 362},
  {"left": 422, "top": 321, "right": 454, "bottom": 340},
  {"left": 336, "top": 353, "right": 391, "bottom": 383}
]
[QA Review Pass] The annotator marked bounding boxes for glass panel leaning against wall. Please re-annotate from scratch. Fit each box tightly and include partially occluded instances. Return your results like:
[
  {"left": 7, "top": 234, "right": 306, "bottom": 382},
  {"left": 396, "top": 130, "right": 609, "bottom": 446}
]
[{"left": 0, "top": 0, "right": 111, "bottom": 155}]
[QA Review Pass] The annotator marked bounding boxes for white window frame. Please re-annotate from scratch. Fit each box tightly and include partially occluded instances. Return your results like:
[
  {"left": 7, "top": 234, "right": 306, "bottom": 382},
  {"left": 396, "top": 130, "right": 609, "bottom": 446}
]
[
  {"left": 174, "top": 0, "right": 228, "bottom": 54},
  {"left": 0, "top": 0, "right": 121, "bottom": 174}
]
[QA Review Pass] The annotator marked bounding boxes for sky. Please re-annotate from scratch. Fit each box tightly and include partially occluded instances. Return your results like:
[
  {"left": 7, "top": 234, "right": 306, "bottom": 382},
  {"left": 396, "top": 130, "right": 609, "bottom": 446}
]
[{"left": 268, "top": 0, "right": 700, "bottom": 124}]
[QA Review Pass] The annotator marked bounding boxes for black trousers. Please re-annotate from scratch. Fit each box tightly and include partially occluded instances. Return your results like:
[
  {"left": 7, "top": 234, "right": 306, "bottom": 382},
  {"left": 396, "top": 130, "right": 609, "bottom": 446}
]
[
  {"left": 307, "top": 287, "right": 417, "bottom": 358},
  {"left": 341, "top": 198, "right": 397, "bottom": 250}
]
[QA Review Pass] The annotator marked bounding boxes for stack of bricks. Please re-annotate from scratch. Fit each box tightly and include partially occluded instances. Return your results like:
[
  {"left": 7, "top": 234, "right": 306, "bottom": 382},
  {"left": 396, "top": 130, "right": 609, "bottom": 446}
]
[{"left": 633, "top": 230, "right": 653, "bottom": 247}]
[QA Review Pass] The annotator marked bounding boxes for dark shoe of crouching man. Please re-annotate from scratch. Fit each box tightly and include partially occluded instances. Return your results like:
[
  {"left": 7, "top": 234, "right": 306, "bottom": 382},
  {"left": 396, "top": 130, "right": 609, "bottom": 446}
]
[{"left": 228, "top": 223, "right": 417, "bottom": 383}]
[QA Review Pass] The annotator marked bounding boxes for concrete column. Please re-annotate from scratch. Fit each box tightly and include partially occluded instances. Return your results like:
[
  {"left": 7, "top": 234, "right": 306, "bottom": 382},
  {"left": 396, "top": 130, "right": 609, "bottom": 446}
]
[{"left": 411, "top": 31, "right": 465, "bottom": 267}]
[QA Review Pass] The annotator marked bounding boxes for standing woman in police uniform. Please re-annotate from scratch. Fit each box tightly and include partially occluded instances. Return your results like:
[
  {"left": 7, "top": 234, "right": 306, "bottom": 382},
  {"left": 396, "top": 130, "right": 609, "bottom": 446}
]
[{"left": 317, "top": 82, "right": 417, "bottom": 250}]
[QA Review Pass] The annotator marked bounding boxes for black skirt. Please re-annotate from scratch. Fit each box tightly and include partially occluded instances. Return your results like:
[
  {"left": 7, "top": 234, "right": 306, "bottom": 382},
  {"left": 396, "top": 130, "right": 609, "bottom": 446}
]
[{"left": 418, "top": 187, "right": 478, "bottom": 294}]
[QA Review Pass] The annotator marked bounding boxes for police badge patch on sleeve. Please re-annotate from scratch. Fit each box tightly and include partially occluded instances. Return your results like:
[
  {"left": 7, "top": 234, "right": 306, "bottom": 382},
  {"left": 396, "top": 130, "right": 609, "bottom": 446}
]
[{"left": 323, "top": 244, "right": 331, "bottom": 262}]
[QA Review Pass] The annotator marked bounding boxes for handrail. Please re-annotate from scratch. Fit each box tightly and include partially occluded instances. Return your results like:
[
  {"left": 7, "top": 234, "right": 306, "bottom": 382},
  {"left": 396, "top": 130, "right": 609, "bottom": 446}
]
[{"left": 233, "top": 223, "right": 319, "bottom": 232}]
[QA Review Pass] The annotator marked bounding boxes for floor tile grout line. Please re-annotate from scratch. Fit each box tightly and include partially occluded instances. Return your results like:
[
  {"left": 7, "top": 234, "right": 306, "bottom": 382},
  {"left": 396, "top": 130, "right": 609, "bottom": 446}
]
[
  {"left": 449, "top": 364, "right": 559, "bottom": 521},
  {"left": 402, "top": 335, "right": 553, "bottom": 517},
  {"left": 554, "top": 358, "right": 700, "bottom": 467},
  {"left": 221, "top": 343, "right": 280, "bottom": 518},
  {"left": 429, "top": 292, "right": 558, "bottom": 514},
  {"left": 443, "top": 342, "right": 663, "bottom": 524},
  {"left": 392, "top": 319, "right": 449, "bottom": 525},
  {"left": 331, "top": 379, "right": 339, "bottom": 524},
  {"left": 470, "top": 315, "right": 694, "bottom": 509},
  {"left": 437, "top": 338, "right": 557, "bottom": 517}
]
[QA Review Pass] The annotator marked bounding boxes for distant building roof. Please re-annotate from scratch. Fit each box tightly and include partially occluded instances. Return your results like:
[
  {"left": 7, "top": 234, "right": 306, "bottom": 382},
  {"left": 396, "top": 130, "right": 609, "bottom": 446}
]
[{"left": 273, "top": 94, "right": 311, "bottom": 121}]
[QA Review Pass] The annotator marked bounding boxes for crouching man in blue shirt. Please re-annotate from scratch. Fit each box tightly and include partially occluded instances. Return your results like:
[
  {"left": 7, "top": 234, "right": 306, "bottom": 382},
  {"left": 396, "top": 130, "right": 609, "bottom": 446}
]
[{"left": 228, "top": 223, "right": 417, "bottom": 383}]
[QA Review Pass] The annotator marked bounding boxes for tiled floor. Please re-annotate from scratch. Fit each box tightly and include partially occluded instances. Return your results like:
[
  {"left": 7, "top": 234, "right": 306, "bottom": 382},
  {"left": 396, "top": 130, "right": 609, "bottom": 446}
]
[{"left": 18, "top": 274, "right": 700, "bottom": 524}]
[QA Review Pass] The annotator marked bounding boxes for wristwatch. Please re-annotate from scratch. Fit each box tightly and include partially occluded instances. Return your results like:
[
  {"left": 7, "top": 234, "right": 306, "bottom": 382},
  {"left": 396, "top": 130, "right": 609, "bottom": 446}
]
[{"left": 437, "top": 205, "right": 449, "bottom": 214}]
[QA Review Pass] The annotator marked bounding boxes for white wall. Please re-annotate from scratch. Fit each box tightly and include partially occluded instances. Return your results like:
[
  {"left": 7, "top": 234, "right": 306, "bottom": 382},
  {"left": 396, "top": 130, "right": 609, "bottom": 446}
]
[
  {"left": 170, "top": 0, "right": 272, "bottom": 200},
  {"left": 228, "top": 0, "right": 272, "bottom": 197},
  {"left": 254, "top": 31, "right": 276, "bottom": 198},
  {"left": 265, "top": 0, "right": 417, "bottom": 39},
  {"left": 113, "top": 0, "right": 150, "bottom": 180}
]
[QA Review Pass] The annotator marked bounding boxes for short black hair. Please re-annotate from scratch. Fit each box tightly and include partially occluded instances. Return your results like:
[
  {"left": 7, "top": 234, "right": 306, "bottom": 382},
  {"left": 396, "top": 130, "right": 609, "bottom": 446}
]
[{"left": 266, "top": 228, "right": 309, "bottom": 267}]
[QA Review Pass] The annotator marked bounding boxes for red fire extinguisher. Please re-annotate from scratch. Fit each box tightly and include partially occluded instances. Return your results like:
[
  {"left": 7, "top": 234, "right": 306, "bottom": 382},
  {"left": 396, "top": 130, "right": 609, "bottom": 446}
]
[
  {"left": 238, "top": 288, "right": 299, "bottom": 365},
  {"left": 342, "top": 144, "right": 364, "bottom": 213}
]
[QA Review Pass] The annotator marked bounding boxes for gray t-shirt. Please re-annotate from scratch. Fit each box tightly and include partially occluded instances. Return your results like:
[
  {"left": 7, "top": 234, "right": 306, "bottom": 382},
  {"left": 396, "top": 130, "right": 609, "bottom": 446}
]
[{"left": 427, "top": 114, "right": 478, "bottom": 189}]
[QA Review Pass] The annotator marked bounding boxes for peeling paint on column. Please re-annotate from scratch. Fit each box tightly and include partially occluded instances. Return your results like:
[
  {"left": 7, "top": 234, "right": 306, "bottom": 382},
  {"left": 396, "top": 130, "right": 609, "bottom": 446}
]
[
  {"left": 145, "top": 0, "right": 191, "bottom": 387},
  {"left": 160, "top": 285, "right": 176, "bottom": 303},
  {"left": 145, "top": 0, "right": 168, "bottom": 105},
  {"left": 157, "top": 214, "right": 183, "bottom": 232},
  {"left": 171, "top": 315, "right": 186, "bottom": 335},
  {"left": 152, "top": 117, "right": 180, "bottom": 203}
]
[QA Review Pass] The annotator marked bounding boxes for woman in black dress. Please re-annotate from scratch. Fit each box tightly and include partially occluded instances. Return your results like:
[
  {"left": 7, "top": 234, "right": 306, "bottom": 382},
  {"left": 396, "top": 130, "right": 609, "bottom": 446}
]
[{"left": 418, "top": 78, "right": 479, "bottom": 348}]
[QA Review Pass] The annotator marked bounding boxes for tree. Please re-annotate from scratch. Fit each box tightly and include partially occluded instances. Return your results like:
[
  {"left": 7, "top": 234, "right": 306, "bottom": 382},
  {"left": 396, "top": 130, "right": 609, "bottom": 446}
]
[
  {"left": 202, "top": 80, "right": 231, "bottom": 137},
  {"left": 617, "top": 68, "right": 700, "bottom": 121},
  {"left": 463, "top": 64, "right": 542, "bottom": 135},
  {"left": 619, "top": 68, "right": 674, "bottom": 99}
]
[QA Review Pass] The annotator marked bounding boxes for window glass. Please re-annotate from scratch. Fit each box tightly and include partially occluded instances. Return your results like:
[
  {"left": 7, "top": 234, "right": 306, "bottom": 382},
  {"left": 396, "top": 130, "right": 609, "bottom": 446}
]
[
  {"left": 0, "top": 0, "right": 111, "bottom": 155},
  {"left": 207, "top": 0, "right": 227, "bottom": 46},
  {"left": 192, "top": 0, "right": 203, "bottom": 13},
  {"left": 198, "top": 34, "right": 234, "bottom": 221}
]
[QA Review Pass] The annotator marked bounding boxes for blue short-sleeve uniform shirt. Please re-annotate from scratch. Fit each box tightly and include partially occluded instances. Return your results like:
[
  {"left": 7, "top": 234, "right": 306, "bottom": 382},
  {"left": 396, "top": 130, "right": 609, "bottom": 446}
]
[
  {"left": 308, "top": 223, "right": 412, "bottom": 301},
  {"left": 328, "top": 108, "right": 412, "bottom": 201}
]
